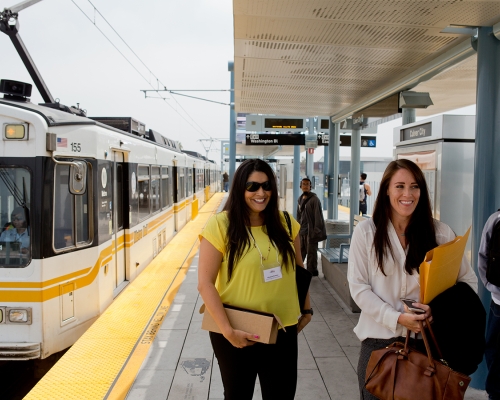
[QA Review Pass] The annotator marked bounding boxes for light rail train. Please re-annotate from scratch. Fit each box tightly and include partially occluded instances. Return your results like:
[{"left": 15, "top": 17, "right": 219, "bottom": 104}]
[{"left": 0, "top": 80, "right": 220, "bottom": 360}]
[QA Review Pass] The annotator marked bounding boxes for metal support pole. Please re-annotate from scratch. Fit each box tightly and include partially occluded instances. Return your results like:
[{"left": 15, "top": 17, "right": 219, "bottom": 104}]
[
  {"left": 328, "top": 122, "right": 340, "bottom": 220},
  {"left": 228, "top": 61, "right": 236, "bottom": 187},
  {"left": 293, "top": 145, "right": 301, "bottom": 219},
  {"left": 323, "top": 139, "right": 329, "bottom": 211},
  {"left": 306, "top": 118, "right": 314, "bottom": 179},
  {"left": 349, "top": 127, "right": 361, "bottom": 234},
  {"left": 470, "top": 26, "right": 500, "bottom": 390},
  {"left": 402, "top": 108, "right": 416, "bottom": 125}
]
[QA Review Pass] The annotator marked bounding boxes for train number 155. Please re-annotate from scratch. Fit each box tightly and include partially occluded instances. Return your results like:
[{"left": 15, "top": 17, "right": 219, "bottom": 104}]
[{"left": 71, "top": 142, "right": 82, "bottom": 152}]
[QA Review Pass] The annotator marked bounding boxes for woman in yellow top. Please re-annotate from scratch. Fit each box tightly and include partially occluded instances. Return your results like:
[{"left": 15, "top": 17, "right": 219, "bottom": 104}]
[{"left": 198, "top": 159, "right": 311, "bottom": 400}]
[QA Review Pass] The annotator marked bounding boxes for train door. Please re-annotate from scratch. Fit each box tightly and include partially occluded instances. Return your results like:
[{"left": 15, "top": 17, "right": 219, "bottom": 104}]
[{"left": 113, "top": 151, "right": 126, "bottom": 292}]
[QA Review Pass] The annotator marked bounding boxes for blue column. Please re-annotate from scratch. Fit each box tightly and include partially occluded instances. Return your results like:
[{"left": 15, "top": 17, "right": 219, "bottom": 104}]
[
  {"left": 228, "top": 61, "right": 236, "bottom": 187},
  {"left": 471, "top": 27, "right": 500, "bottom": 389},
  {"left": 402, "top": 108, "right": 416, "bottom": 125},
  {"left": 306, "top": 117, "right": 314, "bottom": 178},
  {"left": 349, "top": 127, "right": 361, "bottom": 234},
  {"left": 323, "top": 140, "right": 329, "bottom": 211},
  {"left": 293, "top": 145, "right": 301, "bottom": 219},
  {"left": 328, "top": 122, "right": 340, "bottom": 220}
]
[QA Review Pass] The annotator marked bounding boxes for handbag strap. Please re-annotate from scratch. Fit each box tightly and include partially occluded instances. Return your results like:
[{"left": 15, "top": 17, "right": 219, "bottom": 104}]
[
  {"left": 424, "top": 318, "right": 444, "bottom": 360},
  {"left": 403, "top": 319, "right": 442, "bottom": 374}
]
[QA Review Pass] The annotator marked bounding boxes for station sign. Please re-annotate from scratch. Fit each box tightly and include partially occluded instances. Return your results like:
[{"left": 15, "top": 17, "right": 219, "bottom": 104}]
[
  {"left": 339, "top": 135, "right": 377, "bottom": 147},
  {"left": 245, "top": 134, "right": 305, "bottom": 146},
  {"left": 317, "top": 134, "right": 329, "bottom": 146},
  {"left": 400, "top": 122, "right": 432, "bottom": 141}
]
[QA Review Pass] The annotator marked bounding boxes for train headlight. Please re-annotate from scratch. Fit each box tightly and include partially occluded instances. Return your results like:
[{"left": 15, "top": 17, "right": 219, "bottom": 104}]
[
  {"left": 7, "top": 307, "right": 32, "bottom": 324},
  {"left": 0, "top": 307, "right": 4, "bottom": 323},
  {"left": 4, "top": 123, "right": 28, "bottom": 140}
]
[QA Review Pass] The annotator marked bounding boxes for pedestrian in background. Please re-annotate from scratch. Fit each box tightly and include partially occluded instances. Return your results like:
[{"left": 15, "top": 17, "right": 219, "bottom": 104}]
[
  {"left": 297, "top": 177, "right": 326, "bottom": 276},
  {"left": 198, "top": 159, "right": 311, "bottom": 400},
  {"left": 222, "top": 171, "right": 229, "bottom": 192},
  {"left": 359, "top": 172, "right": 372, "bottom": 216}
]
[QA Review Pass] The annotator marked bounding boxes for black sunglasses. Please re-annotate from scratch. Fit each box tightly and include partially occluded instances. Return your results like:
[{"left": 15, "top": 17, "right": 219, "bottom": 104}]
[{"left": 245, "top": 181, "right": 272, "bottom": 192}]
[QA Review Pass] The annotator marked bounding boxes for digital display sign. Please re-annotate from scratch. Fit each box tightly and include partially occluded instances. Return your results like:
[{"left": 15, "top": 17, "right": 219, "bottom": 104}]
[{"left": 264, "top": 118, "right": 304, "bottom": 129}]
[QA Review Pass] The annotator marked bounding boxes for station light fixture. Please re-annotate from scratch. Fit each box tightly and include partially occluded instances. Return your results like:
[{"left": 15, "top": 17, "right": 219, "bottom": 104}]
[{"left": 399, "top": 91, "right": 433, "bottom": 109}]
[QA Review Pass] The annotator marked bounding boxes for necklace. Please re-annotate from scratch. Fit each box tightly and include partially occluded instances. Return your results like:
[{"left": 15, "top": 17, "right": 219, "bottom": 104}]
[
  {"left": 254, "top": 238, "right": 271, "bottom": 260},
  {"left": 398, "top": 233, "right": 405, "bottom": 237}
]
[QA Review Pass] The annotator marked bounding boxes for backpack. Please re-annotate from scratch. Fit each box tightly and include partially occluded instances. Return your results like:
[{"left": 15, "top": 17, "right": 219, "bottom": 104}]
[
  {"left": 487, "top": 211, "right": 500, "bottom": 286},
  {"left": 359, "top": 182, "right": 366, "bottom": 202}
]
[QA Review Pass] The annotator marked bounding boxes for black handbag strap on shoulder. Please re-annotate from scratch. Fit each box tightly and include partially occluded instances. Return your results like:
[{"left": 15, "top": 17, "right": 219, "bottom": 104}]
[{"left": 283, "top": 211, "right": 292, "bottom": 236}]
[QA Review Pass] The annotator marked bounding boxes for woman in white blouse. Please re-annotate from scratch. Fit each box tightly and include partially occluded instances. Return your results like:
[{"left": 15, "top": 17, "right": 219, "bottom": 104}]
[{"left": 347, "top": 159, "right": 477, "bottom": 400}]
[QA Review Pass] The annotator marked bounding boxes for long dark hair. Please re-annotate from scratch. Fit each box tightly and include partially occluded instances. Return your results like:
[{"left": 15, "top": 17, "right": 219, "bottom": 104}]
[
  {"left": 223, "top": 159, "right": 295, "bottom": 281},
  {"left": 372, "top": 159, "right": 437, "bottom": 275}
]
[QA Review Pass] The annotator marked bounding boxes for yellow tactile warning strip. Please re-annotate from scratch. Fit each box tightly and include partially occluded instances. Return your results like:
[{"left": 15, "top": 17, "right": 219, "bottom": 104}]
[
  {"left": 339, "top": 205, "right": 350, "bottom": 214},
  {"left": 24, "top": 193, "right": 224, "bottom": 400}
]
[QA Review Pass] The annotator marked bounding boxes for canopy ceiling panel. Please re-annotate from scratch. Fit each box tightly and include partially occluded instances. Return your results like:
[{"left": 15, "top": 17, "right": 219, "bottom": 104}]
[{"left": 233, "top": 0, "right": 500, "bottom": 119}]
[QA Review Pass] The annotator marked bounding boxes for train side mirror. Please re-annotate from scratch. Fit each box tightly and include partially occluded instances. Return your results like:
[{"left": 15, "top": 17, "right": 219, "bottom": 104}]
[{"left": 69, "top": 161, "right": 87, "bottom": 194}]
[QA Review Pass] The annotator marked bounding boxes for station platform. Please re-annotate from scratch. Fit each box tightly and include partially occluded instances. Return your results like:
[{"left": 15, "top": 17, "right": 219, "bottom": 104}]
[{"left": 25, "top": 194, "right": 488, "bottom": 399}]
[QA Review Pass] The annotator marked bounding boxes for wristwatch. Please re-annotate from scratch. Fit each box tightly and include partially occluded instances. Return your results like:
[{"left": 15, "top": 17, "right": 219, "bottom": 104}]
[{"left": 301, "top": 308, "right": 313, "bottom": 316}]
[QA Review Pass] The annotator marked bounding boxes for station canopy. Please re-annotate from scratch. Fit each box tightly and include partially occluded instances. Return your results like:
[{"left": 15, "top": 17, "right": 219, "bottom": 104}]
[{"left": 233, "top": 0, "right": 500, "bottom": 124}]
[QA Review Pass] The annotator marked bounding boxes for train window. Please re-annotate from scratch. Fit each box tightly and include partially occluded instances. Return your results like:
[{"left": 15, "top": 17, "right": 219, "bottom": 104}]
[
  {"left": 178, "top": 167, "right": 186, "bottom": 201},
  {"left": 199, "top": 168, "right": 204, "bottom": 190},
  {"left": 138, "top": 165, "right": 150, "bottom": 220},
  {"left": 161, "top": 167, "right": 172, "bottom": 209},
  {"left": 187, "top": 168, "right": 193, "bottom": 196},
  {"left": 151, "top": 166, "right": 161, "bottom": 214},
  {"left": 0, "top": 167, "right": 32, "bottom": 268},
  {"left": 53, "top": 162, "right": 92, "bottom": 251},
  {"left": 116, "top": 164, "right": 124, "bottom": 230}
]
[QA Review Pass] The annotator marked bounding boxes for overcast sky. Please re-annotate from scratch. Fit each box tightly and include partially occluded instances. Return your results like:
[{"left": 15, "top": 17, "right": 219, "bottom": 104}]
[{"left": 1, "top": 0, "right": 234, "bottom": 158}]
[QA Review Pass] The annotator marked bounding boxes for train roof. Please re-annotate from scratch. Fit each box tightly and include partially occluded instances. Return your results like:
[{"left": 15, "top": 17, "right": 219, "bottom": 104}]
[{"left": 0, "top": 98, "right": 95, "bottom": 127}]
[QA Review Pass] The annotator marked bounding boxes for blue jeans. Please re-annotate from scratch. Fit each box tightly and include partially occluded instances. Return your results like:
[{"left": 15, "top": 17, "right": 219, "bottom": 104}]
[{"left": 486, "top": 301, "right": 500, "bottom": 400}]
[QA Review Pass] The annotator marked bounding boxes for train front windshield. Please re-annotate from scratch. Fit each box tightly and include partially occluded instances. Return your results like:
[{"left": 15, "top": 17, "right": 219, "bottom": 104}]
[{"left": 0, "top": 167, "right": 31, "bottom": 268}]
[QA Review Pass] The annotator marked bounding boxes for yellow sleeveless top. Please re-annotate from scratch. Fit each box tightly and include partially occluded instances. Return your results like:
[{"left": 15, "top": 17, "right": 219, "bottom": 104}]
[{"left": 200, "top": 211, "right": 301, "bottom": 327}]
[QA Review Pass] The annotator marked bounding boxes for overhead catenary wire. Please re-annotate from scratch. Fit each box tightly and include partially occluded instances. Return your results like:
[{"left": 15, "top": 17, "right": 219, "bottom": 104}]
[{"left": 70, "top": 0, "right": 213, "bottom": 140}]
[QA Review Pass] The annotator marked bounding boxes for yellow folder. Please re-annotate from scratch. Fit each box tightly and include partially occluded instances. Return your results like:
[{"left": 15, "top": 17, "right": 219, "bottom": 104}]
[{"left": 419, "top": 227, "right": 471, "bottom": 304}]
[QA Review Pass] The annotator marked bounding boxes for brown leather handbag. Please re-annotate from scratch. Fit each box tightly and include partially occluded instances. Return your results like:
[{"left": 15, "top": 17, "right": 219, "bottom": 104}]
[{"left": 365, "top": 320, "right": 471, "bottom": 400}]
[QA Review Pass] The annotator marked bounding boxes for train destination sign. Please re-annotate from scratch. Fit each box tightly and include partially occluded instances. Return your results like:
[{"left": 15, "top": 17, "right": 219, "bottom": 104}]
[
  {"left": 245, "top": 134, "right": 305, "bottom": 146},
  {"left": 264, "top": 118, "right": 304, "bottom": 129},
  {"left": 401, "top": 122, "right": 432, "bottom": 141}
]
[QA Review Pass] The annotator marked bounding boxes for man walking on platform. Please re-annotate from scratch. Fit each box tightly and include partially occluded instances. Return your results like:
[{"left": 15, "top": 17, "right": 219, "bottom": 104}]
[
  {"left": 297, "top": 178, "right": 326, "bottom": 276},
  {"left": 359, "top": 173, "right": 372, "bottom": 216},
  {"left": 479, "top": 210, "right": 500, "bottom": 400},
  {"left": 222, "top": 171, "right": 229, "bottom": 192}
]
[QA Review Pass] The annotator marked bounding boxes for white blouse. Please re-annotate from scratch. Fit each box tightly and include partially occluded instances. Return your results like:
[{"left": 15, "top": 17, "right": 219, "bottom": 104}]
[{"left": 347, "top": 219, "right": 478, "bottom": 342}]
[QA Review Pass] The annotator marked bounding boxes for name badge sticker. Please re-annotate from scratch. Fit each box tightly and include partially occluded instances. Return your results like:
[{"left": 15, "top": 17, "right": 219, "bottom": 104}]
[{"left": 263, "top": 265, "right": 283, "bottom": 283}]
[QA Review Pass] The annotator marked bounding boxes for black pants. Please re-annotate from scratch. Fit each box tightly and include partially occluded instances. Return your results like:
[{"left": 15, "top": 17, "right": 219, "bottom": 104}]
[
  {"left": 359, "top": 200, "right": 367, "bottom": 215},
  {"left": 300, "top": 234, "right": 318, "bottom": 273},
  {"left": 210, "top": 325, "right": 298, "bottom": 400}
]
